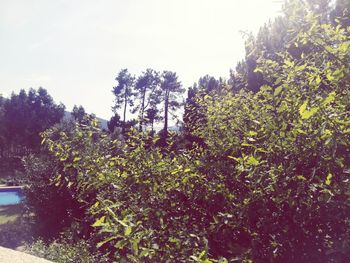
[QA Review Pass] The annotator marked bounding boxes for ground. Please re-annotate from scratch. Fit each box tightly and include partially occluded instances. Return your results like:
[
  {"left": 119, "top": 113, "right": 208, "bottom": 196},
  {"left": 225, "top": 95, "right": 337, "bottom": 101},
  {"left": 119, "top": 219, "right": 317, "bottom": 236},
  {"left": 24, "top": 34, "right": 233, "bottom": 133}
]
[
  {"left": 0, "top": 245, "right": 52, "bottom": 263},
  {"left": 0, "top": 204, "right": 31, "bottom": 250},
  {"left": 0, "top": 201, "right": 53, "bottom": 262},
  {"left": 0, "top": 205, "right": 21, "bottom": 225}
]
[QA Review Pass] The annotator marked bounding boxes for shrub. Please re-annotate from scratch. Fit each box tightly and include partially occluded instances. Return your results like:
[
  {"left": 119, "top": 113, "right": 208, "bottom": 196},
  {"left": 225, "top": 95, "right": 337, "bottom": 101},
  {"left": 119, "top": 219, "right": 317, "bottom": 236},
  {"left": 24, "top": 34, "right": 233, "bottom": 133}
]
[
  {"left": 26, "top": 239, "right": 108, "bottom": 263},
  {"left": 38, "top": 5, "right": 350, "bottom": 263}
]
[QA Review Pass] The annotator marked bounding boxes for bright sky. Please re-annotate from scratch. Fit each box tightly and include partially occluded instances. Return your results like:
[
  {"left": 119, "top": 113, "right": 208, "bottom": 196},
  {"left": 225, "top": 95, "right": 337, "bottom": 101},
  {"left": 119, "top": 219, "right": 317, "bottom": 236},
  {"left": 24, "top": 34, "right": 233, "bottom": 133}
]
[{"left": 0, "top": 0, "right": 283, "bottom": 119}]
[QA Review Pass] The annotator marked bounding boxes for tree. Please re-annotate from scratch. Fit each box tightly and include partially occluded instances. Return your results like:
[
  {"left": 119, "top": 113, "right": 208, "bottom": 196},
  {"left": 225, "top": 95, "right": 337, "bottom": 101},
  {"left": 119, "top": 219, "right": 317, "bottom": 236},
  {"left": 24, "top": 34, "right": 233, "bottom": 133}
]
[
  {"left": 112, "top": 69, "right": 135, "bottom": 132},
  {"left": 133, "top": 69, "right": 161, "bottom": 132},
  {"left": 159, "top": 71, "right": 184, "bottom": 144},
  {"left": 2, "top": 88, "right": 64, "bottom": 155},
  {"left": 0, "top": 95, "right": 6, "bottom": 157},
  {"left": 107, "top": 113, "right": 122, "bottom": 133},
  {"left": 195, "top": 7, "right": 350, "bottom": 260},
  {"left": 72, "top": 105, "right": 86, "bottom": 123},
  {"left": 36, "top": 2, "right": 350, "bottom": 260},
  {"left": 183, "top": 75, "right": 221, "bottom": 148},
  {"left": 144, "top": 107, "right": 161, "bottom": 135},
  {"left": 229, "top": 0, "right": 336, "bottom": 93},
  {"left": 330, "top": 0, "right": 350, "bottom": 28}
]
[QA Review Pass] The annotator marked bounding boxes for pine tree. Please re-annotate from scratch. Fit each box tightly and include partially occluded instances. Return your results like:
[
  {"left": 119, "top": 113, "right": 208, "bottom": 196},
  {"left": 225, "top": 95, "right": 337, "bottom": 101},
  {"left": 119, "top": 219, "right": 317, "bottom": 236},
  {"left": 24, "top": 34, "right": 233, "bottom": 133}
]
[{"left": 112, "top": 69, "right": 135, "bottom": 132}]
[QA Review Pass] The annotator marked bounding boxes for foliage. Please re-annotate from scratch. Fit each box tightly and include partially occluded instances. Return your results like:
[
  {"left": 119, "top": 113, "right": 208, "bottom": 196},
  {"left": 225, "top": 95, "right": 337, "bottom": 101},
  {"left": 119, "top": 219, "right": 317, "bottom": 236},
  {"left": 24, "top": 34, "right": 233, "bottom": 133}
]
[
  {"left": 158, "top": 71, "right": 185, "bottom": 145},
  {"left": 42, "top": 121, "right": 210, "bottom": 261},
  {"left": 6, "top": 1, "right": 350, "bottom": 262},
  {"left": 26, "top": 239, "right": 109, "bottom": 263},
  {"left": 1, "top": 88, "right": 64, "bottom": 155},
  {"left": 112, "top": 68, "right": 135, "bottom": 129},
  {"left": 107, "top": 113, "right": 122, "bottom": 133},
  {"left": 22, "top": 121, "right": 87, "bottom": 240},
  {"left": 39, "top": 3, "right": 350, "bottom": 262},
  {"left": 0, "top": 88, "right": 64, "bottom": 183},
  {"left": 72, "top": 105, "right": 87, "bottom": 123},
  {"left": 183, "top": 75, "right": 224, "bottom": 148},
  {"left": 133, "top": 68, "right": 161, "bottom": 131},
  {"left": 194, "top": 11, "right": 350, "bottom": 261}
]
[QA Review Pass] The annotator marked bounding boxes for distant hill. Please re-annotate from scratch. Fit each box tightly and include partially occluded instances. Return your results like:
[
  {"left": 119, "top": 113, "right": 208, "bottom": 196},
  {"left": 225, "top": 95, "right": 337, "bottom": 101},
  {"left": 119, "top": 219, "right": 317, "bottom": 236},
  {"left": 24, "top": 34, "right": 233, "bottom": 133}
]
[
  {"left": 64, "top": 111, "right": 108, "bottom": 130},
  {"left": 63, "top": 112, "right": 180, "bottom": 133},
  {"left": 96, "top": 117, "right": 108, "bottom": 130}
]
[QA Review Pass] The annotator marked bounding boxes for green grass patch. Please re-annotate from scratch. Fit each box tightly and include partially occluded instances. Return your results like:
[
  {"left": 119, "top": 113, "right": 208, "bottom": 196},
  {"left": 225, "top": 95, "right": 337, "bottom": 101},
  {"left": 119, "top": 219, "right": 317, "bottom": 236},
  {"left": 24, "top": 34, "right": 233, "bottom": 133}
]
[
  {"left": 0, "top": 205, "right": 21, "bottom": 225},
  {"left": 0, "top": 204, "right": 32, "bottom": 249}
]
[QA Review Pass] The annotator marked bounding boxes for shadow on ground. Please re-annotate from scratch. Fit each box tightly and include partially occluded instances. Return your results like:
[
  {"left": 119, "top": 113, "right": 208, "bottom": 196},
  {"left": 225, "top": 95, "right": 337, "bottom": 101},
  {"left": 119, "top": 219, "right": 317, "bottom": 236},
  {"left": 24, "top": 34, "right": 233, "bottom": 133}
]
[{"left": 0, "top": 205, "right": 32, "bottom": 250}]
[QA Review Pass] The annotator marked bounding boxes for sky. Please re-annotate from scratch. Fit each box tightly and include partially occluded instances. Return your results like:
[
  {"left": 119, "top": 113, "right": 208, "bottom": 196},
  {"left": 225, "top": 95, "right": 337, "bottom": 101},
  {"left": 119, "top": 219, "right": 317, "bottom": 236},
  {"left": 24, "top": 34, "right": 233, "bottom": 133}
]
[{"left": 0, "top": 0, "right": 283, "bottom": 119}]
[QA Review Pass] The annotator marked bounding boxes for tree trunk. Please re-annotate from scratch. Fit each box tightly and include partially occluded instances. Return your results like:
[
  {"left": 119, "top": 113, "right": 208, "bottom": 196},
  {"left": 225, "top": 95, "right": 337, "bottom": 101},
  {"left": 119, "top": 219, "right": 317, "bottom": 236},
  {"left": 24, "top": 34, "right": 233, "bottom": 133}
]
[
  {"left": 163, "top": 90, "right": 169, "bottom": 143},
  {"left": 139, "top": 89, "right": 146, "bottom": 132},
  {"left": 123, "top": 93, "right": 127, "bottom": 132}
]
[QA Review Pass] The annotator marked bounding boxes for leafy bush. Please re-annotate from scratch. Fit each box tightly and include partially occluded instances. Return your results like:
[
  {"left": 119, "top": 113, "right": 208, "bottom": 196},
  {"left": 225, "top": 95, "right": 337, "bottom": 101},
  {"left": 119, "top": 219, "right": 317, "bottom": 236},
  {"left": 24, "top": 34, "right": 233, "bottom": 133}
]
[
  {"left": 194, "top": 12, "right": 350, "bottom": 262},
  {"left": 26, "top": 239, "right": 108, "bottom": 263},
  {"left": 32, "top": 3, "right": 350, "bottom": 263},
  {"left": 22, "top": 121, "right": 89, "bottom": 240}
]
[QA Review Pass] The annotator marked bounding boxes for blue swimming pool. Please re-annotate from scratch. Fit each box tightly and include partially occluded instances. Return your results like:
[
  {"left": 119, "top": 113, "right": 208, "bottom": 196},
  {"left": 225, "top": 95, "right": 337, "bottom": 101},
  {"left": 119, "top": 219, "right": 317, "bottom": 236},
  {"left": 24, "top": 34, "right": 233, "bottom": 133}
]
[{"left": 0, "top": 188, "right": 23, "bottom": 205}]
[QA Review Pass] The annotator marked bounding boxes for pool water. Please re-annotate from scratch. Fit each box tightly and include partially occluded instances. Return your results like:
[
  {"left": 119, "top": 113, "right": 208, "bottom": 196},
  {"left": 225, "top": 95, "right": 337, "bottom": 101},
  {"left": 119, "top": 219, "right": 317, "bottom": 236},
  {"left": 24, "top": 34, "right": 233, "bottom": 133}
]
[{"left": 0, "top": 188, "right": 23, "bottom": 205}]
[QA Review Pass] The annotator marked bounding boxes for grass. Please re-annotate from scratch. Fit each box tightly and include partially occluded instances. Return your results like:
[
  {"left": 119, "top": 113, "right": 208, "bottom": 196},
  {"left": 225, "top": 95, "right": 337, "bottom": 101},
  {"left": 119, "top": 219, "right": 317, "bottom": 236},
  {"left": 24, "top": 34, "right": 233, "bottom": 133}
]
[
  {"left": 0, "top": 204, "right": 32, "bottom": 249},
  {"left": 0, "top": 205, "right": 21, "bottom": 225}
]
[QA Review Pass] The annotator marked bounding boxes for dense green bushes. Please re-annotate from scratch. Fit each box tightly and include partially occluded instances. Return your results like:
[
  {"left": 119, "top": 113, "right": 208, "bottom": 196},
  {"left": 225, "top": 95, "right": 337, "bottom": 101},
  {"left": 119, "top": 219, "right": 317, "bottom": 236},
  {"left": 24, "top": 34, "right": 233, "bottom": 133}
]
[
  {"left": 23, "top": 2, "right": 350, "bottom": 262},
  {"left": 26, "top": 239, "right": 108, "bottom": 263},
  {"left": 23, "top": 153, "right": 85, "bottom": 240}
]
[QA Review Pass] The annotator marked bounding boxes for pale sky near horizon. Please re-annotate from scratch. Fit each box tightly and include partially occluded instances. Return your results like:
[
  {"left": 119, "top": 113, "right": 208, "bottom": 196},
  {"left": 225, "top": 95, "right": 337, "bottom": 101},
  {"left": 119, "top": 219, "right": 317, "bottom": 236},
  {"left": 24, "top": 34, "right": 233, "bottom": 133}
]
[{"left": 0, "top": 0, "right": 283, "bottom": 119}]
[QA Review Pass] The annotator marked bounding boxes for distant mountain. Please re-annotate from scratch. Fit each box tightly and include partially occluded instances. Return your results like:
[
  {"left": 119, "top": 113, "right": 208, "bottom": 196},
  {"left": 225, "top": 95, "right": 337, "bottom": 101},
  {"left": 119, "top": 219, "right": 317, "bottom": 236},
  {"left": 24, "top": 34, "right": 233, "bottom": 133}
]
[
  {"left": 96, "top": 117, "right": 108, "bottom": 130},
  {"left": 63, "top": 111, "right": 108, "bottom": 130},
  {"left": 152, "top": 124, "right": 182, "bottom": 133}
]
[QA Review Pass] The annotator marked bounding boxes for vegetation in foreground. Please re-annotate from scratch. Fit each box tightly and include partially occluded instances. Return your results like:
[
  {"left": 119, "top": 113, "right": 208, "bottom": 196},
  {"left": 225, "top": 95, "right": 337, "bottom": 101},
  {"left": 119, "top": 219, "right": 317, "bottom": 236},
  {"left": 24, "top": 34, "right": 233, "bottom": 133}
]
[{"left": 0, "top": 0, "right": 349, "bottom": 262}]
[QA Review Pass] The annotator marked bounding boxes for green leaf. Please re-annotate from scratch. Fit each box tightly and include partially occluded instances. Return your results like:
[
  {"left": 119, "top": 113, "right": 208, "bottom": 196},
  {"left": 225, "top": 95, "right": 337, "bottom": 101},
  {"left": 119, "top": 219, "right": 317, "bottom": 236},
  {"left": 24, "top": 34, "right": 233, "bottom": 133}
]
[
  {"left": 315, "top": 75, "right": 321, "bottom": 85},
  {"left": 296, "top": 129, "right": 307, "bottom": 135},
  {"left": 92, "top": 216, "right": 106, "bottom": 227},
  {"left": 247, "top": 156, "right": 259, "bottom": 166},
  {"left": 326, "top": 73, "right": 335, "bottom": 81},
  {"left": 60, "top": 156, "right": 67, "bottom": 161},
  {"left": 299, "top": 100, "right": 318, "bottom": 119},
  {"left": 124, "top": 226, "right": 132, "bottom": 236},
  {"left": 301, "top": 107, "right": 318, "bottom": 119},
  {"left": 284, "top": 59, "right": 294, "bottom": 67},
  {"left": 139, "top": 249, "right": 149, "bottom": 257},
  {"left": 115, "top": 240, "right": 126, "bottom": 249},
  {"left": 339, "top": 41, "right": 350, "bottom": 52},
  {"left": 97, "top": 236, "right": 118, "bottom": 248},
  {"left": 325, "top": 173, "right": 332, "bottom": 186},
  {"left": 299, "top": 100, "right": 308, "bottom": 115},
  {"left": 248, "top": 131, "right": 258, "bottom": 137},
  {"left": 73, "top": 156, "right": 81, "bottom": 162},
  {"left": 242, "top": 143, "right": 255, "bottom": 147},
  {"left": 228, "top": 156, "right": 240, "bottom": 162},
  {"left": 322, "top": 92, "right": 336, "bottom": 106},
  {"left": 274, "top": 86, "right": 283, "bottom": 96},
  {"left": 131, "top": 239, "right": 139, "bottom": 255},
  {"left": 296, "top": 175, "right": 306, "bottom": 181}
]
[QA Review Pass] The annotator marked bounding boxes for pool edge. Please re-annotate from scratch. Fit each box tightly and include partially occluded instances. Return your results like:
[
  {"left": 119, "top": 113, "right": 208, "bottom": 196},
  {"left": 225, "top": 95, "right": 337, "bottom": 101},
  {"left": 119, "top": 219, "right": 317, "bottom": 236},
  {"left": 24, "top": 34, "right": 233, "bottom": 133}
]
[{"left": 0, "top": 186, "right": 24, "bottom": 190}]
